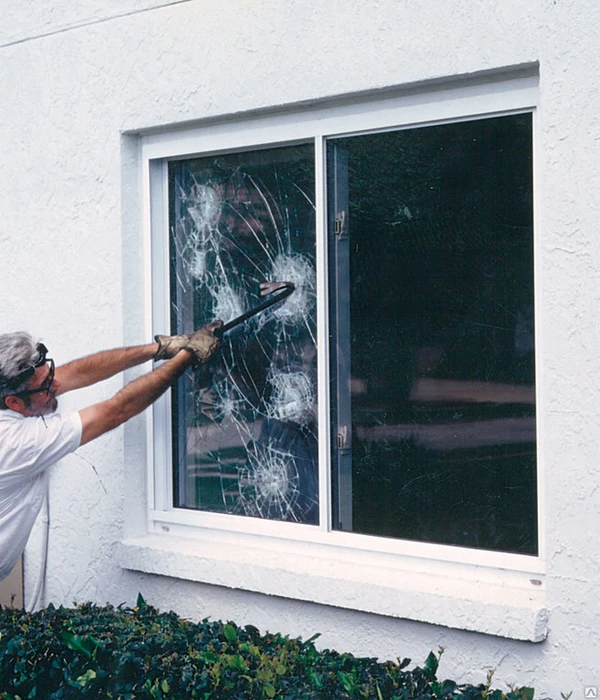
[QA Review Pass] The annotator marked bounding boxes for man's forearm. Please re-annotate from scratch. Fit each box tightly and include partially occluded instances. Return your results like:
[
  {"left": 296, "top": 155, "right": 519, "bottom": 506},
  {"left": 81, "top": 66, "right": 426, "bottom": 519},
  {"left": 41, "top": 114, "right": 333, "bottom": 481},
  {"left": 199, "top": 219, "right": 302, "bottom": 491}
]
[
  {"left": 107, "top": 350, "right": 193, "bottom": 425},
  {"left": 55, "top": 343, "right": 159, "bottom": 395},
  {"left": 79, "top": 349, "right": 195, "bottom": 445}
]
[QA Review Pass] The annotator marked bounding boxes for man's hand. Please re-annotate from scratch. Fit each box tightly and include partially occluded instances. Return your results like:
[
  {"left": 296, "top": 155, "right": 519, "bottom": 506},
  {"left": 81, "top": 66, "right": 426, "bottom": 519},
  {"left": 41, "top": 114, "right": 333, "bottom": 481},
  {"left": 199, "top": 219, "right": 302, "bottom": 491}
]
[
  {"left": 154, "top": 334, "right": 190, "bottom": 361},
  {"left": 185, "top": 321, "right": 223, "bottom": 363}
]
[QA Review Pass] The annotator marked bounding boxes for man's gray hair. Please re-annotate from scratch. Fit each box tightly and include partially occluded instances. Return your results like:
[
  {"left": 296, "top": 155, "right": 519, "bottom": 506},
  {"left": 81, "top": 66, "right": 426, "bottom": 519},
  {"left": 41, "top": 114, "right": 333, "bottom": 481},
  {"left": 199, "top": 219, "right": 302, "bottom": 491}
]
[{"left": 0, "top": 332, "right": 41, "bottom": 408}]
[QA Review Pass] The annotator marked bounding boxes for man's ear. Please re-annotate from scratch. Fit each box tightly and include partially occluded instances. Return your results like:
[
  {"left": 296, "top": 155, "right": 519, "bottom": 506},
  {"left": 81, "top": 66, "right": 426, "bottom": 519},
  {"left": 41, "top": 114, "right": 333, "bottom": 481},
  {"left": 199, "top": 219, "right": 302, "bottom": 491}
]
[{"left": 4, "top": 395, "right": 25, "bottom": 413}]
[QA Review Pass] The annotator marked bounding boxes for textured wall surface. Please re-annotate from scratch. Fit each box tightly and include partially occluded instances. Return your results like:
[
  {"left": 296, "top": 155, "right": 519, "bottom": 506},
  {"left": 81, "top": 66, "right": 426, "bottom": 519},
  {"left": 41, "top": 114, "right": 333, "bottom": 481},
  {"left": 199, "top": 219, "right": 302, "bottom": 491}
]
[{"left": 1, "top": 0, "right": 599, "bottom": 695}]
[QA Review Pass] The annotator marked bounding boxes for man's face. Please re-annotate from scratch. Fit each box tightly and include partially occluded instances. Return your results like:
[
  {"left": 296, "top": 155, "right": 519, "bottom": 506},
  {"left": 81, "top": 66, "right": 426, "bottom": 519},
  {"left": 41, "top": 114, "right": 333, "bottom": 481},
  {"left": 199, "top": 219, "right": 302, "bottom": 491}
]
[{"left": 18, "top": 361, "right": 60, "bottom": 417}]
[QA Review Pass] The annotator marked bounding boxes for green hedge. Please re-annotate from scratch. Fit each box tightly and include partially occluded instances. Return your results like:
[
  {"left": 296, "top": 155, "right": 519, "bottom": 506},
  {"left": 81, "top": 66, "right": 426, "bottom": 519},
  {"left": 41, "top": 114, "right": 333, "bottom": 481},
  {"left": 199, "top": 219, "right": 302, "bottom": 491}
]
[{"left": 0, "top": 595, "right": 534, "bottom": 699}]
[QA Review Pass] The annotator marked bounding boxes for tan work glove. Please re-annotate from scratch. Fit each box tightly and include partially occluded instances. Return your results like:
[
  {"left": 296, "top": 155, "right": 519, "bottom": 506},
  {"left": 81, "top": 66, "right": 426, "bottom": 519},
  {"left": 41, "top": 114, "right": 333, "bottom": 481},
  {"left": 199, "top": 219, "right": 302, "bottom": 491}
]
[
  {"left": 185, "top": 321, "right": 223, "bottom": 363},
  {"left": 154, "top": 334, "right": 190, "bottom": 360}
]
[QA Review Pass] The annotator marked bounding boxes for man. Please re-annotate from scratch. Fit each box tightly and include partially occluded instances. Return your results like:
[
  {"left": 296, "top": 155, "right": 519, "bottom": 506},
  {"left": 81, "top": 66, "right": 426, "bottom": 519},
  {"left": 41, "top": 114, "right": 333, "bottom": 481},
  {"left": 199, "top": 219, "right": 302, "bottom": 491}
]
[{"left": 0, "top": 323, "right": 222, "bottom": 581}]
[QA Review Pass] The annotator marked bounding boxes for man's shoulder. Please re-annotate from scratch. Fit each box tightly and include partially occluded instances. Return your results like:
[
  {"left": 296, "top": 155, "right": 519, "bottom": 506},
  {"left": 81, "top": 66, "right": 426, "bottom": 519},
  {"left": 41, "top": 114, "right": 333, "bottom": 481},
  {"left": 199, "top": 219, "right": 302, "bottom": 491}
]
[
  {"left": 0, "top": 410, "right": 81, "bottom": 438},
  {"left": 0, "top": 410, "right": 82, "bottom": 475},
  {"left": 0, "top": 409, "right": 25, "bottom": 426}
]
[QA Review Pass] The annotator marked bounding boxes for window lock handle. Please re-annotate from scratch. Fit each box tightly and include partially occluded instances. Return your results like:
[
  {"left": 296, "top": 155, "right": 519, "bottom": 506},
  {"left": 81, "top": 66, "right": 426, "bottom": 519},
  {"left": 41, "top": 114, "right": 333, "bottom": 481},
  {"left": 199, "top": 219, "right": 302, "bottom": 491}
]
[{"left": 337, "top": 425, "right": 350, "bottom": 450}]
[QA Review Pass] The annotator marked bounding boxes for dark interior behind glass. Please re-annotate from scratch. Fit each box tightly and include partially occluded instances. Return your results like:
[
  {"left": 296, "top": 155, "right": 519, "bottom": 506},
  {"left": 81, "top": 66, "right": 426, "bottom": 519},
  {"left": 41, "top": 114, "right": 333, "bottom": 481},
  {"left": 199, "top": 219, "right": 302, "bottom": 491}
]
[{"left": 329, "top": 114, "right": 537, "bottom": 554}]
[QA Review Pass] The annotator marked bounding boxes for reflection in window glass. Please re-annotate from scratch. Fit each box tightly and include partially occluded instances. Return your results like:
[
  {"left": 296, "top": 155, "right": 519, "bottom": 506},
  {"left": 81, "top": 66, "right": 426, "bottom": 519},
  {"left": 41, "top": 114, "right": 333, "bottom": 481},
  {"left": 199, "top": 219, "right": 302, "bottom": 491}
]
[
  {"left": 168, "top": 145, "right": 318, "bottom": 524},
  {"left": 329, "top": 114, "right": 537, "bottom": 554}
]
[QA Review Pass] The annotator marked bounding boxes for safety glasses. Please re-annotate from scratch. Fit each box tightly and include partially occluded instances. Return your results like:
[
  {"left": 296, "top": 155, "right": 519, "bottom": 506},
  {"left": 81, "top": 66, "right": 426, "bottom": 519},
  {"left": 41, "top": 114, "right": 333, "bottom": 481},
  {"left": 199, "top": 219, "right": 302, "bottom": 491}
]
[
  {"left": 16, "top": 358, "right": 55, "bottom": 397},
  {"left": 4, "top": 343, "right": 54, "bottom": 396}
]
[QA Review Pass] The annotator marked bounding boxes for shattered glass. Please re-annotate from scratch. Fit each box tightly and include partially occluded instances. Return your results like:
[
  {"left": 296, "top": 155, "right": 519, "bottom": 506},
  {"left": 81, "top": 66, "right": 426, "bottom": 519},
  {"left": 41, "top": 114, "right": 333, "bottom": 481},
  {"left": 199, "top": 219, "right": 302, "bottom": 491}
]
[{"left": 168, "top": 144, "right": 318, "bottom": 524}]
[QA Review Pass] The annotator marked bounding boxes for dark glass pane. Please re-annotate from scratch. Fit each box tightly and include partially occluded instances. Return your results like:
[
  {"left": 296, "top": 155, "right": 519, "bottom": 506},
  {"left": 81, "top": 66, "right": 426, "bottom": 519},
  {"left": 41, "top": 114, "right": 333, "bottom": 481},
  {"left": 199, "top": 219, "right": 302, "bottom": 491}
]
[
  {"left": 329, "top": 114, "right": 537, "bottom": 554},
  {"left": 169, "top": 144, "right": 318, "bottom": 524}
]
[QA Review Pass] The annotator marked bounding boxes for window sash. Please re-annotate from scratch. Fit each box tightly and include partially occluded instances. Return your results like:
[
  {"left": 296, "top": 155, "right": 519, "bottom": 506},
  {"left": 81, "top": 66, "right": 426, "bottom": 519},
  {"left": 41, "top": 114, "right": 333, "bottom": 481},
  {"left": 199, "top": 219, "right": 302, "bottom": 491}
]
[
  {"left": 167, "top": 145, "right": 319, "bottom": 521},
  {"left": 327, "top": 116, "right": 536, "bottom": 555}
]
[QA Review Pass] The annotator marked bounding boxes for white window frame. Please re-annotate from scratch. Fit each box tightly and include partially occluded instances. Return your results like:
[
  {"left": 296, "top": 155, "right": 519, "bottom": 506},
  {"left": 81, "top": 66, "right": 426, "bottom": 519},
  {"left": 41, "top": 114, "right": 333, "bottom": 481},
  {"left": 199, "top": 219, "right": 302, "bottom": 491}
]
[{"left": 120, "top": 69, "right": 547, "bottom": 641}]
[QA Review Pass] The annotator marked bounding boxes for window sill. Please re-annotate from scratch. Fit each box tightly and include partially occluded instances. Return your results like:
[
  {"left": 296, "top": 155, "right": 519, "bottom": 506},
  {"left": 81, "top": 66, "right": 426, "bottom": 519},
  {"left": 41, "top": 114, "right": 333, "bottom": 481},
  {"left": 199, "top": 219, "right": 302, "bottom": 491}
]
[{"left": 118, "top": 533, "right": 547, "bottom": 642}]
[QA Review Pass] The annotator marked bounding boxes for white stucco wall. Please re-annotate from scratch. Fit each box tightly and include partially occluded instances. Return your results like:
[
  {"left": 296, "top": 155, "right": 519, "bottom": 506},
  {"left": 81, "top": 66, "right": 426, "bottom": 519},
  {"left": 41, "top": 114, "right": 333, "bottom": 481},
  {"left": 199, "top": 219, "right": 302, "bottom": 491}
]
[{"left": 1, "top": 0, "right": 599, "bottom": 695}]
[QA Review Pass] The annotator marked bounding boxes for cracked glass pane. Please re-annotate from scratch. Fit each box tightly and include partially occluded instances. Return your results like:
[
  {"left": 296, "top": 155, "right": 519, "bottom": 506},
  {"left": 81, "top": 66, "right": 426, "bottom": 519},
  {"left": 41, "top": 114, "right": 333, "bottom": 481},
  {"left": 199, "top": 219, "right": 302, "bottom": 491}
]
[
  {"left": 168, "top": 144, "right": 318, "bottom": 524},
  {"left": 329, "top": 113, "right": 537, "bottom": 554}
]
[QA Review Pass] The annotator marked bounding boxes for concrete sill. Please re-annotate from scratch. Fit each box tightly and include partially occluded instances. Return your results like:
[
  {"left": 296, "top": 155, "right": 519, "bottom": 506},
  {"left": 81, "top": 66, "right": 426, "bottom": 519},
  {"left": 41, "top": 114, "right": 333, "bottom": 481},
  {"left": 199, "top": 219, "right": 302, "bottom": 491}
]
[{"left": 119, "top": 533, "right": 547, "bottom": 642}]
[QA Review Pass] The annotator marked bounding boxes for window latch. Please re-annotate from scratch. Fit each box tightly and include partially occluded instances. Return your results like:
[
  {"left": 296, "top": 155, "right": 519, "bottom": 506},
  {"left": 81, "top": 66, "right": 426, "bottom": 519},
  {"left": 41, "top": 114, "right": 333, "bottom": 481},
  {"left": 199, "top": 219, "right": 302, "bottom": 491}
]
[
  {"left": 337, "top": 425, "right": 350, "bottom": 451},
  {"left": 334, "top": 211, "right": 346, "bottom": 238}
]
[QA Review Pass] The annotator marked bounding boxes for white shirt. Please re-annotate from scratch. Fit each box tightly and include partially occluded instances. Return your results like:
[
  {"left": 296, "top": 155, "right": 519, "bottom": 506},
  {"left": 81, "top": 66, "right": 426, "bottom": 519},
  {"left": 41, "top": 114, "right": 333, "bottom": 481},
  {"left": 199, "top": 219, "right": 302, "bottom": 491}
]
[{"left": 0, "top": 409, "right": 82, "bottom": 580}]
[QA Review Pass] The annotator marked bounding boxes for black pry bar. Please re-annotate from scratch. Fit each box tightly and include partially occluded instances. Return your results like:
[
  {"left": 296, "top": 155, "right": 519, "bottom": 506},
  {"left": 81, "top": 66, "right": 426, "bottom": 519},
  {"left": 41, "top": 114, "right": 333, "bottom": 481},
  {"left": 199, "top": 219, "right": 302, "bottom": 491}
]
[{"left": 214, "top": 282, "right": 295, "bottom": 338}]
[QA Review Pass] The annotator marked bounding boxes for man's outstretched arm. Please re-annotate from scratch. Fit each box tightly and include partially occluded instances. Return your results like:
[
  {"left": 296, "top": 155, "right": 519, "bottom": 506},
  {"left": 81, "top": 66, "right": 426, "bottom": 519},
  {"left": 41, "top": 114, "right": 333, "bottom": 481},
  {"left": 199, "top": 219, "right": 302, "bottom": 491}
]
[
  {"left": 78, "top": 349, "right": 192, "bottom": 445},
  {"left": 77, "top": 322, "right": 221, "bottom": 446},
  {"left": 54, "top": 343, "right": 159, "bottom": 395}
]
